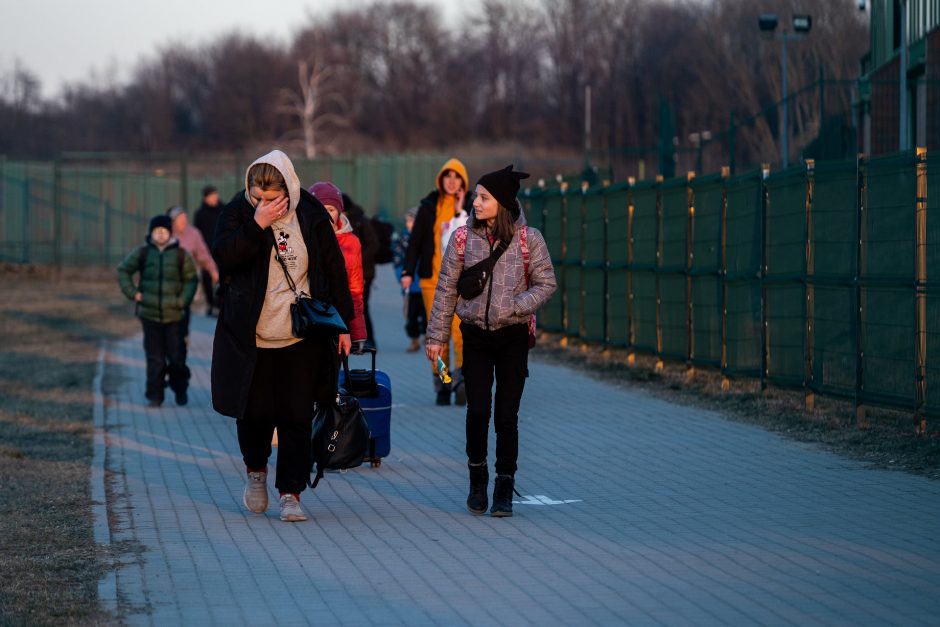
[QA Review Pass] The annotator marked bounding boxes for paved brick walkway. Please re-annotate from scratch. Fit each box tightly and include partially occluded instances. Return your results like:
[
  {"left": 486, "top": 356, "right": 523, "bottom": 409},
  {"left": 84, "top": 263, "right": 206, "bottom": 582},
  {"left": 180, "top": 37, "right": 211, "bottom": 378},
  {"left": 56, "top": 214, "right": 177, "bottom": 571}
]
[{"left": 95, "top": 265, "right": 940, "bottom": 625}]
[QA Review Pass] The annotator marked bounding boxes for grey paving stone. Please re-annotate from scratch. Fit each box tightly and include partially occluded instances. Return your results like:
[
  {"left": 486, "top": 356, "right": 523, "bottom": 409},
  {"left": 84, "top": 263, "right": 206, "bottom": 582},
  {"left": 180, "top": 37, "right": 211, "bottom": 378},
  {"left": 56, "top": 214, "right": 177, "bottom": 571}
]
[{"left": 95, "top": 265, "right": 940, "bottom": 626}]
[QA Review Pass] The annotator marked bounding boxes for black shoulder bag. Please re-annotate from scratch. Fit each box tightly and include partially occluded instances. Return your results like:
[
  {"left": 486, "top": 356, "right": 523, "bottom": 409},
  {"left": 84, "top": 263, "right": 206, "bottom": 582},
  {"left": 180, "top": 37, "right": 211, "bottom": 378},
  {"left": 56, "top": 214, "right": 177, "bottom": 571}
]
[
  {"left": 457, "top": 241, "right": 507, "bottom": 300},
  {"left": 274, "top": 249, "right": 348, "bottom": 337}
]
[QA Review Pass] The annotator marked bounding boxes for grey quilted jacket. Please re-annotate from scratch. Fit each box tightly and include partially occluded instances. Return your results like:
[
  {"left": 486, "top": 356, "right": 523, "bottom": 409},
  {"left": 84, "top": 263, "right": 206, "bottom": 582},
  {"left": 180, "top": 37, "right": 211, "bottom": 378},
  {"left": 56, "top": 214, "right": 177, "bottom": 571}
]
[{"left": 427, "top": 208, "right": 556, "bottom": 343}]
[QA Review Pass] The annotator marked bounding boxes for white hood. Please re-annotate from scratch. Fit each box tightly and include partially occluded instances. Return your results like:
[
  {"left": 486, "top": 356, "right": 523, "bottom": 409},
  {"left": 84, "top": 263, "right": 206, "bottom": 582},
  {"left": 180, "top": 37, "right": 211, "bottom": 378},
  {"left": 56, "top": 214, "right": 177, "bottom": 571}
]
[{"left": 243, "top": 149, "right": 302, "bottom": 215}]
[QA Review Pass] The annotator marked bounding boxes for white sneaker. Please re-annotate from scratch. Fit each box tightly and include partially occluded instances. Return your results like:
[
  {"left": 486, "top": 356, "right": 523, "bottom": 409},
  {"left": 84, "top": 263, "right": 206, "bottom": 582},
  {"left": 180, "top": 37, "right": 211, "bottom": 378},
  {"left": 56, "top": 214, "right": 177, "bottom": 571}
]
[
  {"left": 279, "top": 494, "right": 307, "bottom": 522},
  {"left": 243, "top": 471, "right": 268, "bottom": 513}
]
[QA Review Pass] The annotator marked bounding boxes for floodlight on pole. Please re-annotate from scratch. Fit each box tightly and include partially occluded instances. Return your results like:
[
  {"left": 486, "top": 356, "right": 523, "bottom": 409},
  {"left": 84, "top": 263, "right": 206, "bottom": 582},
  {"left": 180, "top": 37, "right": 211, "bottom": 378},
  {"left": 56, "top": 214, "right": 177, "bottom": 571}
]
[
  {"left": 758, "top": 14, "right": 778, "bottom": 32},
  {"left": 758, "top": 13, "right": 811, "bottom": 168},
  {"left": 792, "top": 15, "right": 812, "bottom": 33}
]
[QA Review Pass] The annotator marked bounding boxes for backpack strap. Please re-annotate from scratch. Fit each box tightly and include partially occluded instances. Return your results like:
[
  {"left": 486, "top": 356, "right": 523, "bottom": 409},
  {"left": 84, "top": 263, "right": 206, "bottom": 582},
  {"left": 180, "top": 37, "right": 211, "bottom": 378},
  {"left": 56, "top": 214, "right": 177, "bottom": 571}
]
[
  {"left": 520, "top": 226, "right": 530, "bottom": 288},
  {"left": 520, "top": 226, "right": 537, "bottom": 348},
  {"left": 454, "top": 225, "right": 468, "bottom": 265}
]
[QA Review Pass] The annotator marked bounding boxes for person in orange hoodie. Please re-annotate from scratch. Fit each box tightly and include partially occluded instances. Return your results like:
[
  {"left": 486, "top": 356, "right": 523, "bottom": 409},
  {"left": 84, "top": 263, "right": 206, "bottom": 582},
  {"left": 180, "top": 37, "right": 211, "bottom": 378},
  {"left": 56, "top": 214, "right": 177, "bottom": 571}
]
[
  {"left": 310, "top": 182, "right": 367, "bottom": 348},
  {"left": 401, "top": 158, "right": 472, "bottom": 406}
]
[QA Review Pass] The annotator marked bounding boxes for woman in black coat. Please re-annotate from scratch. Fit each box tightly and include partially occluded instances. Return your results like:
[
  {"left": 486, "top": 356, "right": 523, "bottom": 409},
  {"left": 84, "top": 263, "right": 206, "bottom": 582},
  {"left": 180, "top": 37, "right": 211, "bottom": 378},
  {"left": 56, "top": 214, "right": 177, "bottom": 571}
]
[{"left": 211, "top": 149, "right": 354, "bottom": 523}]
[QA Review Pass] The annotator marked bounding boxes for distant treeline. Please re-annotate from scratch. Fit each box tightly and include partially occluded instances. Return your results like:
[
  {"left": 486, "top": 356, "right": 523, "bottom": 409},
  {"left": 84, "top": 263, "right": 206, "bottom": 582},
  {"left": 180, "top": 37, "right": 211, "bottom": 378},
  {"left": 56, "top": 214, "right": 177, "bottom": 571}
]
[{"left": 0, "top": 0, "right": 866, "bottom": 170}]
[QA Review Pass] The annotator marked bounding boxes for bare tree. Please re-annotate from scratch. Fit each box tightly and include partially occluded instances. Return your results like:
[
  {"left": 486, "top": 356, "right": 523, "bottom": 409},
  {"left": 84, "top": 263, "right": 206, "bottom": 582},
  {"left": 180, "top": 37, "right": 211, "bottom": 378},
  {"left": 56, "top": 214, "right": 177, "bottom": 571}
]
[{"left": 278, "top": 58, "right": 348, "bottom": 158}]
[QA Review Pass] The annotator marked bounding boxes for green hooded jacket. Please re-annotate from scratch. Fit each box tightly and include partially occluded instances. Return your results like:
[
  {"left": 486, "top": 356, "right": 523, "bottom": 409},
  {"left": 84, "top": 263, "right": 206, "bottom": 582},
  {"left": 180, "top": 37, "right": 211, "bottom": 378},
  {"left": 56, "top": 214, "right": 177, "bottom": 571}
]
[{"left": 117, "top": 238, "right": 198, "bottom": 323}]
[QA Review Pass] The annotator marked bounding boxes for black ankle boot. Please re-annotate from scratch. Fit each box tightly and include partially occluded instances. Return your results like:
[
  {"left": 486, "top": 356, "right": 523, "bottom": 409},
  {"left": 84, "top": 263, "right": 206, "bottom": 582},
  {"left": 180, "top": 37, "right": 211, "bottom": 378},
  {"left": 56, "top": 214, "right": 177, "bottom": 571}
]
[
  {"left": 467, "top": 464, "right": 488, "bottom": 515},
  {"left": 490, "top": 474, "right": 514, "bottom": 517}
]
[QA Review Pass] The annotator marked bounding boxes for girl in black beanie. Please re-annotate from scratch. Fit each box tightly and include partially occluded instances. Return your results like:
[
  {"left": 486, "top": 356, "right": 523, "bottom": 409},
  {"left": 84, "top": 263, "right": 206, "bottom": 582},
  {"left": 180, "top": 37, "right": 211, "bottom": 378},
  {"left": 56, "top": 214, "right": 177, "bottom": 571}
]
[{"left": 425, "top": 165, "right": 557, "bottom": 516}]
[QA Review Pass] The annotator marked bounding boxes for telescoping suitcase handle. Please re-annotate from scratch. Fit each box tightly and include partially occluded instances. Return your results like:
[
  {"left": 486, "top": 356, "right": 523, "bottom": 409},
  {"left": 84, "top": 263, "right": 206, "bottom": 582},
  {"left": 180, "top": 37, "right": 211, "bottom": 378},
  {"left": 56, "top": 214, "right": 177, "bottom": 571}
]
[
  {"left": 347, "top": 346, "right": 378, "bottom": 391},
  {"left": 350, "top": 346, "right": 377, "bottom": 372}
]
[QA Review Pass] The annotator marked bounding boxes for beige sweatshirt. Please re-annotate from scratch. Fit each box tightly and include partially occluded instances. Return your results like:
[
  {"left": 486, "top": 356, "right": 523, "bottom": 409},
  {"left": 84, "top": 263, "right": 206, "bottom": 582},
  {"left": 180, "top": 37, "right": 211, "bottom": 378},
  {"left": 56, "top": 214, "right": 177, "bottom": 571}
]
[
  {"left": 256, "top": 209, "right": 308, "bottom": 348},
  {"left": 248, "top": 150, "right": 309, "bottom": 349}
]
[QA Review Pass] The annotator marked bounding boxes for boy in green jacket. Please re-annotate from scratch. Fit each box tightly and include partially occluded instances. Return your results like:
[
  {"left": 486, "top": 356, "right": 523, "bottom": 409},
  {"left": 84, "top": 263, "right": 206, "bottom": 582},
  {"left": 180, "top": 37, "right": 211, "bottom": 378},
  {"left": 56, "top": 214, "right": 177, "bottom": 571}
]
[{"left": 117, "top": 215, "right": 199, "bottom": 407}]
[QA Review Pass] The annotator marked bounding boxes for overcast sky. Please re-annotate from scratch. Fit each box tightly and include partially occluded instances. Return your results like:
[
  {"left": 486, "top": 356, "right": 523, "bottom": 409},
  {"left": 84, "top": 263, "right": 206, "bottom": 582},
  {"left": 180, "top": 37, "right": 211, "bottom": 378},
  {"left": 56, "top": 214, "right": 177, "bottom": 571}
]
[{"left": 4, "top": 0, "right": 474, "bottom": 99}]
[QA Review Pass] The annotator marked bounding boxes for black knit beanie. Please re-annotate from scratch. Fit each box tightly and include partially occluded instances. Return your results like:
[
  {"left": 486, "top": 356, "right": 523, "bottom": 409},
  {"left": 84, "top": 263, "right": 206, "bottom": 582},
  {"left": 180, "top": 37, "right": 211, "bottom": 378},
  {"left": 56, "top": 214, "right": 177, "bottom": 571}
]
[
  {"left": 149, "top": 214, "right": 172, "bottom": 233},
  {"left": 476, "top": 165, "right": 530, "bottom": 219}
]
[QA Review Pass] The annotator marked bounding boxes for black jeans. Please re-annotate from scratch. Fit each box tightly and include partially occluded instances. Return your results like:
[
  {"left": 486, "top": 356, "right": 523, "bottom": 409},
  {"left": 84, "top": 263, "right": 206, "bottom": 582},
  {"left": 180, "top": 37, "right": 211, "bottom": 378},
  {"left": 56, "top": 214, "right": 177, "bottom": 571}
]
[
  {"left": 237, "top": 339, "right": 319, "bottom": 495},
  {"left": 460, "top": 322, "right": 529, "bottom": 476},
  {"left": 200, "top": 269, "right": 216, "bottom": 312},
  {"left": 140, "top": 318, "right": 189, "bottom": 401},
  {"left": 405, "top": 292, "right": 427, "bottom": 338}
]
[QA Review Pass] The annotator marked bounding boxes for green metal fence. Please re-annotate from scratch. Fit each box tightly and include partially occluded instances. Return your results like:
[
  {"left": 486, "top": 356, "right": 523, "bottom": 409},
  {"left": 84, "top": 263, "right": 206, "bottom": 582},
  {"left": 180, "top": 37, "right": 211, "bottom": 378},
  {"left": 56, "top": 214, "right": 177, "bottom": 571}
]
[
  {"left": 0, "top": 153, "right": 445, "bottom": 266},
  {"left": 525, "top": 148, "right": 936, "bottom": 426}
]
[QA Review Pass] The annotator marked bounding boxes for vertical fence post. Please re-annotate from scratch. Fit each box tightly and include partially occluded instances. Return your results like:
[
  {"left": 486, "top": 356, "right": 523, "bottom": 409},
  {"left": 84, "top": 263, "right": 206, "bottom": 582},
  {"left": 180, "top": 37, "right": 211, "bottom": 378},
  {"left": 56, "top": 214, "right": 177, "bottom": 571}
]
[
  {"left": 602, "top": 181, "right": 610, "bottom": 346},
  {"left": 915, "top": 147, "right": 928, "bottom": 434},
  {"left": 99, "top": 172, "right": 106, "bottom": 266},
  {"left": 53, "top": 159, "right": 62, "bottom": 270},
  {"left": 104, "top": 199, "right": 112, "bottom": 266},
  {"left": 720, "top": 166, "right": 731, "bottom": 391},
  {"left": 21, "top": 175, "right": 30, "bottom": 264},
  {"left": 234, "top": 153, "right": 242, "bottom": 190},
  {"left": 729, "top": 114, "right": 737, "bottom": 175},
  {"left": 559, "top": 182, "right": 569, "bottom": 346},
  {"left": 761, "top": 163, "right": 770, "bottom": 393},
  {"left": 579, "top": 183, "right": 587, "bottom": 339},
  {"left": 627, "top": 177, "right": 636, "bottom": 365},
  {"left": 856, "top": 153, "right": 869, "bottom": 428},
  {"left": 686, "top": 171, "right": 696, "bottom": 378},
  {"left": 0, "top": 154, "right": 6, "bottom": 261},
  {"left": 179, "top": 156, "right": 189, "bottom": 208},
  {"left": 654, "top": 175, "right": 664, "bottom": 372},
  {"left": 539, "top": 181, "right": 548, "bottom": 233},
  {"left": 804, "top": 159, "right": 816, "bottom": 412}
]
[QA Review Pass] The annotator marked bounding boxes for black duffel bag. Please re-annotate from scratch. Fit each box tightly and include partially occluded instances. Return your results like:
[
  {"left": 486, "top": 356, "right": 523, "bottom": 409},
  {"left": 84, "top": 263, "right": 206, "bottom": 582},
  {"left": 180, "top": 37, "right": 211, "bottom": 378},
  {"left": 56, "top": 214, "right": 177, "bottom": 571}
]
[{"left": 309, "top": 355, "right": 371, "bottom": 488}]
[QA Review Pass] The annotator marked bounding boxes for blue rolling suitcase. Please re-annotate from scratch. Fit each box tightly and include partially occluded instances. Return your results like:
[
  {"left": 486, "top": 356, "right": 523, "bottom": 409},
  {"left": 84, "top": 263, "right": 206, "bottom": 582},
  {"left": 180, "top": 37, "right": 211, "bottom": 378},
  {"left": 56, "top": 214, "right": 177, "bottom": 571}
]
[{"left": 338, "top": 348, "right": 391, "bottom": 467}]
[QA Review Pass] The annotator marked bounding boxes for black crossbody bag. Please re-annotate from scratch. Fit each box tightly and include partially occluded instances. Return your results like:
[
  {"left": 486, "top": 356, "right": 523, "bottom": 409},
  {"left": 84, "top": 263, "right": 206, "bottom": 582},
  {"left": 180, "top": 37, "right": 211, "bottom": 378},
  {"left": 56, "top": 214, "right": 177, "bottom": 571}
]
[
  {"left": 457, "top": 241, "right": 507, "bottom": 300},
  {"left": 274, "top": 251, "right": 348, "bottom": 337}
]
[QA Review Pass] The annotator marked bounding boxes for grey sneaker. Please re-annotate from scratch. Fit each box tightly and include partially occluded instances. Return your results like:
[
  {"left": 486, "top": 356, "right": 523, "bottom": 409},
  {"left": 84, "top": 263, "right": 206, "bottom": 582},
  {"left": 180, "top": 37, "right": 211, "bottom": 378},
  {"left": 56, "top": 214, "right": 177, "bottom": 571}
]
[
  {"left": 243, "top": 471, "right": 268, "bottom": 513},
  {"left": 279, "top": 494, "right": 307, "bottom": 522}
]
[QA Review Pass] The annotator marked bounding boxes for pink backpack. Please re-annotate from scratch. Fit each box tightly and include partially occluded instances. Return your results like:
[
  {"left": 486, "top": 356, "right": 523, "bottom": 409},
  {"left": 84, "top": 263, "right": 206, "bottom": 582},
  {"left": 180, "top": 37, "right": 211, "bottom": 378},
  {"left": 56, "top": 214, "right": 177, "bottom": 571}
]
[{"left": 454, "top": 226, "right": 537, "bottom": 348}]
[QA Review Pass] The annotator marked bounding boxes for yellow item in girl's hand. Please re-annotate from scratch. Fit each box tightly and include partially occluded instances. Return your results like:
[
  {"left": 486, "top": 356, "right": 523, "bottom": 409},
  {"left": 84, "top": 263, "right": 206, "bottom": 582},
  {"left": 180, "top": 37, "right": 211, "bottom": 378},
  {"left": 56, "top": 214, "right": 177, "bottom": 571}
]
[{"left": 436, "top": 356, "right": 452, "bottom": 384}]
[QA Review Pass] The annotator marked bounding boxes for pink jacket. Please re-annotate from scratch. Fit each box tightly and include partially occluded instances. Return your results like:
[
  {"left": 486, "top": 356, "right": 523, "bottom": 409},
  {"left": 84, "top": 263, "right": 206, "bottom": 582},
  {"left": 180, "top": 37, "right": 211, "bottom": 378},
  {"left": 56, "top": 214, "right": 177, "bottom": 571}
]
[{"left": 175, "top": 225, "right": 218, "bottom": 277}]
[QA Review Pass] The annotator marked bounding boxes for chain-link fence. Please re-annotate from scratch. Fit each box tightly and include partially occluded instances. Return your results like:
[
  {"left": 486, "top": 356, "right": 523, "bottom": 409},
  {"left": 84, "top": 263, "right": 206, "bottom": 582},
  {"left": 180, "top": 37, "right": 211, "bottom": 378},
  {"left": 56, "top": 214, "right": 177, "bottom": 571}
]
[{"left": 526, "top": 148, "right": 935, "bottom": 425}]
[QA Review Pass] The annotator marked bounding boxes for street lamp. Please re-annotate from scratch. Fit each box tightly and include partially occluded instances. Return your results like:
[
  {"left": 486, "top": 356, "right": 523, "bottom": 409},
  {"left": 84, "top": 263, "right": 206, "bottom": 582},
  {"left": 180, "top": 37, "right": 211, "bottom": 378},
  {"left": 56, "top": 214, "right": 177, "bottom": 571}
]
[
  {"left": 759, "top": 13, "right": 812, "bottom": 168},
  {"left": 688, "top": 130, "right": 712, "bottom": 174}
]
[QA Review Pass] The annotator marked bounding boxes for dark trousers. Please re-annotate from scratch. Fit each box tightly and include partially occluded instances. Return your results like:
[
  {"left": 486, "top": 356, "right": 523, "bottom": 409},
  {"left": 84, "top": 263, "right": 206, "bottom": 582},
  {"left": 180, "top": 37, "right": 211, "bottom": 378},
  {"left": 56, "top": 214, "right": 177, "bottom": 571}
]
[
  {"left": 140, "top": 318, "right": 189, "bottom": 401},
  {"left": 460, "top": 322, "right": 529, "bottom": 476},
  {"left": 179, "top": 306, "right": 190, "bottom": 364},
  {"left": 405, "top": 292, "right": 427, "bottom": 338},
  {"left": 237, "top": 339, "right": 319, "bottom": 495},
  {"left": 363, "top": 277, "right": 375, "bottom": 345},
  {"left": 200, "top": 270, "right": 216, "bottom": 313}
]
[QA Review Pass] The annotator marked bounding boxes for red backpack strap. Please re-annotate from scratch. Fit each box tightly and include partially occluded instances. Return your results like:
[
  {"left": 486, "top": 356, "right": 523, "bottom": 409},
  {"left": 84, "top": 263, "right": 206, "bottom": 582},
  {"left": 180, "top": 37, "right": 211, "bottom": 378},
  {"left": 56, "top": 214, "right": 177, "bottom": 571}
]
[
  {"left": 520, "top": 226, "right": 530, "bottom": 287},
  {"left": 454, "top": 225, "right": 468, "bottom": 265}
]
